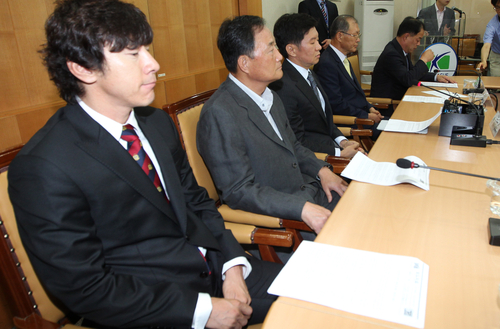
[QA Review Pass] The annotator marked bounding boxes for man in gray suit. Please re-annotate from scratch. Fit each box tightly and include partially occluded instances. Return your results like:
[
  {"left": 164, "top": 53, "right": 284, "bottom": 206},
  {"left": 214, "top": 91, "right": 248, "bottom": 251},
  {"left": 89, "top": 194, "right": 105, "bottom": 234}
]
[
  {"left": 197, "top": 16, "right": 348, "bottom": 233},
  {"left": 417, "top": 0, "right": 456, "bottom": 44}
]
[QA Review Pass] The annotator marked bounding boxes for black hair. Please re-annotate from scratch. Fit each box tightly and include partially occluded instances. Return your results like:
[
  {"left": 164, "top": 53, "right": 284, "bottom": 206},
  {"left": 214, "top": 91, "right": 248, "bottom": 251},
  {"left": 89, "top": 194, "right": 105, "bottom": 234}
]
[
  {"left": 41, "top": 0, "right": 153, "bottom": 103},
  {"left": 273, "top": 13, "right": 318, "bottom": 59},
  {"left": 217, "top": 15, "right": 265, "bottom": 73},
  {"left": 397, "top": 16, "right": 425, "bottom": 37}
]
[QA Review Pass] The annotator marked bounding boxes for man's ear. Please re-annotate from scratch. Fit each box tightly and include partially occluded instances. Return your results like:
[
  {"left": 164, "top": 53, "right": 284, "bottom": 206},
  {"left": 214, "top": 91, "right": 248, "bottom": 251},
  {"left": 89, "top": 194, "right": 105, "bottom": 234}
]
[
  {"left": 66, "top": 61, "right": 97, "bottom": 84},
  {"left": 237, "top": 55, "right": 250, "bottom": 74},
  {"left": 286, "top": 44, "right": 297, "bottom": 58}
]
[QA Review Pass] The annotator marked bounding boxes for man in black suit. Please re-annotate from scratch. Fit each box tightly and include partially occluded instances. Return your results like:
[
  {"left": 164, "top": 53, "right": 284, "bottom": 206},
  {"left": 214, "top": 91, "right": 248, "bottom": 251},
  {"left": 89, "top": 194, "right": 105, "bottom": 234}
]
[
  {"left": 417, "top": 0, "right": 456, "bottom": 44},
  {"left": 269, "top": 13, "right": 363, "bottom": 157},
  {"left": 298, "top": 0, "right": 339, "bottom": 50},
  {"left": 313, "top": 15, "right": 384, "bottom": 132},
  {"left": 371, "top": 16, "right": 455, "bottom": 101},
  {"left": 7, "top": 1, "right": 281, "bottom": 329}
]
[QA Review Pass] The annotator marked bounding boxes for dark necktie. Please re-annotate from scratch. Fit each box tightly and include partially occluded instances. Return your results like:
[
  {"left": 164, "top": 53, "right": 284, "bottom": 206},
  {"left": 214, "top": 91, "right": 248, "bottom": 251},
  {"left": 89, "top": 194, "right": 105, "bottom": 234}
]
[
  {"left": 121, "top": 124, "right": 167, "bottom": 200},
  {"left": 307, "top": 71, "right": 321, "bottom": 103}
]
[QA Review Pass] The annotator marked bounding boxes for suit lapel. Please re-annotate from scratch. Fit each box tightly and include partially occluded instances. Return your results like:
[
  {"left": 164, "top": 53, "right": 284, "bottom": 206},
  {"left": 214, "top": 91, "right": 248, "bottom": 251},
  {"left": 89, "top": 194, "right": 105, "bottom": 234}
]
[
  {"left": 136, "top": 114, "right": 189, "bottom": 234},
  {"left": 66, "top": 105, "right": 181, "bottom": 228},
  {"left": 283, "top": 61, "right": 327, "bottom": 126},
  {"left": 224, "top": 79, "right": 293, "bottom": 153}
]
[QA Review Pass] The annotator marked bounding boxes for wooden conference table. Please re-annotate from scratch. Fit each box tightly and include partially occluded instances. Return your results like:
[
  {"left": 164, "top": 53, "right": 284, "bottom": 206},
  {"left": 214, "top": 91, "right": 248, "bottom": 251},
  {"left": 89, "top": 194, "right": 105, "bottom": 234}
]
[{"left": 262, "top": 77, "right": 500, "bottom": 329}]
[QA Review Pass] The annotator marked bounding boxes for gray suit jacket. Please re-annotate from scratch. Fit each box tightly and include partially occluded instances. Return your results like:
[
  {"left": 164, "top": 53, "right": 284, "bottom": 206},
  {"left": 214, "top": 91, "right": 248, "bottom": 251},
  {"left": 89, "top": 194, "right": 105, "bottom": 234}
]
[{"left": 197, "top": 78, "right": 328, "bottom": 220}]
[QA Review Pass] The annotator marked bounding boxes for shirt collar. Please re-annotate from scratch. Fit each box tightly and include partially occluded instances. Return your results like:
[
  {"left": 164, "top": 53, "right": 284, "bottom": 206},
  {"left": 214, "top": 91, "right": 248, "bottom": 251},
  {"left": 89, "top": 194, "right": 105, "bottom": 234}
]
[
  {"left": 330, "top": 44, "right": 347, "bottom": 62},
  {"left": 435, "top": 3, "right": 444, "bottom": 13},
  {"left": 286, "top": 59, "right": 311, "bottom": 81},
  {"left": 228, "top": 73, "right": 274, "bottom": 113},
  {"left": 76, "top": 96, "right": 137, "bottom": 142}
]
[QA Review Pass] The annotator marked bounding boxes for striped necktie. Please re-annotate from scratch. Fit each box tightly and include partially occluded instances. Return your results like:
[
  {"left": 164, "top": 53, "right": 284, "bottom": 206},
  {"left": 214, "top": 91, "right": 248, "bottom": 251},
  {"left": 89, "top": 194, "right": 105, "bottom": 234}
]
[
  {"left": 320, "top": 1, "right": 328, "bottom": 27},
  {"left": 121, "top": 124, "right": 167, "bottom": 200}
]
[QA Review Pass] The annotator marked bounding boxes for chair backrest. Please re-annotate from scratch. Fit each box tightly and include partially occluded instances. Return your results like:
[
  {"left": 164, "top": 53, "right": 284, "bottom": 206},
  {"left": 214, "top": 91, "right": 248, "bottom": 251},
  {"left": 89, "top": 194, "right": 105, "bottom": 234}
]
[
  {"left": 347, "top": 52, "right": 361, "bottom": 84},
  {"left": 162, "top": 90, "right": 219, "bottom": 201},
  {"left": 0, "top": 145, "right": 69, "bottom": 329}
]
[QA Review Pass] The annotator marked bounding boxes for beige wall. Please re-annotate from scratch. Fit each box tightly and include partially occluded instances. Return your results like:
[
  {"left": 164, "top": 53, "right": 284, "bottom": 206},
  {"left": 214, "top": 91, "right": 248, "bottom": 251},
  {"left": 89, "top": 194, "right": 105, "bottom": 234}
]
[{"left": 263, "top": 0, "right": 493, "bottom": 40}]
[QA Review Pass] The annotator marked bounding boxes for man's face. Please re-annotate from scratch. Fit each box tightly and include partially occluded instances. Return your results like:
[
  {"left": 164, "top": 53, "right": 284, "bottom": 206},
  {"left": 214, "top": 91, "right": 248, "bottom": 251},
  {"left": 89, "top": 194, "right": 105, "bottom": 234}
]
[
  {"left": 93, "top": 45, "right": 160, "bottom": 112},
  {"left": 246, "top": 27, "right": 283, "bottom": 85},
  {"left": 436, "top": 0, "right": 450, "bottom": 7},
  {"left": 293, "top": 27, "right": 322, "bottom": 69},
  {"left": 339, "top": 20, "right": 360, "bottom": 54},
  {"left": 404, "top": 28, "right": 425, "bottom": 53}
]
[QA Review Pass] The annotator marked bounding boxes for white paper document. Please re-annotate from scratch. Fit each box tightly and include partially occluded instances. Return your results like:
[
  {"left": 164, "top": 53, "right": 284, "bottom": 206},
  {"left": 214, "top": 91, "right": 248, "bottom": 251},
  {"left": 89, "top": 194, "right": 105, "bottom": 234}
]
[
  {"left": 379, "top": 108, "right": 441, "bottom": 134},
  {"left": 422, "top": 90, "right": 467, "bottom": 99},
  {"left": 340, "top": 153, "right": 430, "bottom": 190},
  {"left": 419, "top": 81, "right": 458, "bottom": 88},
  {"left": 402, "top": 95, "right": 445, "bottom": 104},
  {"left": 268, "top": 241, "right": 429, "bottom": 329}
]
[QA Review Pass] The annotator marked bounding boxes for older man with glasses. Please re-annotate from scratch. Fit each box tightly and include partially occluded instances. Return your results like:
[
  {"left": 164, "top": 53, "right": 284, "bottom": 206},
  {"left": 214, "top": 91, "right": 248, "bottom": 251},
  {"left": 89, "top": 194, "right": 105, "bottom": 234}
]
[
  {"left": 478, "top": 0, "right": 500, "bottom": 76},
  {"left": 313, "top": 15, "right": 385, "bottom": 130}
]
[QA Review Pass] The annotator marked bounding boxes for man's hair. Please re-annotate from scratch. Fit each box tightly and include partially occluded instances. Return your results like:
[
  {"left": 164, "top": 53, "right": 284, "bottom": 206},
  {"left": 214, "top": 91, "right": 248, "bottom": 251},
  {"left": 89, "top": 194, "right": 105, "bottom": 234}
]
[
  {"left": 330, "top": 15, "right": 358, "bottom": 38},
  {"left": 397, "top": 16, "right": 425, "bottom": 37},
  {"left": 492, "top": 0, "right": 499, "bottom": 7},
  {"left": 217, "top": 15, "right": 265, "bottom": 73},
  {"left": 273, "top": 13, "right": 318, "bottom": 59},
  {"left": 41, "top": 0, "right": 153, "bottom": 103}
]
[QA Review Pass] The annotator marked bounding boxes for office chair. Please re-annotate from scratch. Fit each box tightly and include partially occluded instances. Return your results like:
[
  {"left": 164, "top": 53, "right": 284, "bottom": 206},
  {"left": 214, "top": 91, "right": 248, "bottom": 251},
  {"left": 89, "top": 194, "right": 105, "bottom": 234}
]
[
  {"left": 163, "top": 90, "right": 350, "bottom": 253},
  {"left": 0, "top": 145, "right": 93, "bottom": 329}
]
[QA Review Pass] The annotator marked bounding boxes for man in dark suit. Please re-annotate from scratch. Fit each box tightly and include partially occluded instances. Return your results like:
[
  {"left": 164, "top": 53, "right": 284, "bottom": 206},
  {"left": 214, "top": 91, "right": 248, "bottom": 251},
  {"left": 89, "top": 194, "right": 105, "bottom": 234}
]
[
  {"left": 298, "top": 0, "right": 339, "bottom": 50},
  {"left": 313, "top": 15, "right": 384, "bottom": 132},
  {"left": 417, "top": 0, "right": 456, "bottom": 44},
  {"left": 371, "top": 16, "right": 455, "bottom": 101},
  {"left": 7, "top": 1, "right": 281, "bottom": 329},
  {"left": 197, "top": 16, "right": 348, "bottom": 234},
  {"left": 269, "top": 13, "right": 363, "bottom": 156}
]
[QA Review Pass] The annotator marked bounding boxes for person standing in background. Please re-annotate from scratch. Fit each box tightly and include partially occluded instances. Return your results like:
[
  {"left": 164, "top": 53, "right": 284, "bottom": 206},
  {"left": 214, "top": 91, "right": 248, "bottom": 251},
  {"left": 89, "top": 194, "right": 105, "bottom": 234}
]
[
  {"left": 478, "top": 0, "right": 500, "bottom": 76},
  {"left": 298, "top": 0, "right": 339, "bottom": 50}
]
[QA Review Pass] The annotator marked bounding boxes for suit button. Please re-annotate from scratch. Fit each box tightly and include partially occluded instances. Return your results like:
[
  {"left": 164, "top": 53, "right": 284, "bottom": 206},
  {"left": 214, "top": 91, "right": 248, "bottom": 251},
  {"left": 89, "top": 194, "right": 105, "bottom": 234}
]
[
  {"left": 185, "top": 235, "right": 189, "bottom": 241},
  {"left": 200, "top": 271, "right": 209, "bottom": 278},
  {"left": 292, "top": 163, "right": 297, "bottom": 168}
]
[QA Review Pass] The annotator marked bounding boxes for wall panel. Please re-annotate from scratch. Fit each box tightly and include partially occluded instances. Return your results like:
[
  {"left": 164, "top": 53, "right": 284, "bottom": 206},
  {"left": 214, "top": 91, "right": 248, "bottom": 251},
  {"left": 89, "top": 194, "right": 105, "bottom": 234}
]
[{"left": 0, "top": 0, "right": 260, "bottom": 153}]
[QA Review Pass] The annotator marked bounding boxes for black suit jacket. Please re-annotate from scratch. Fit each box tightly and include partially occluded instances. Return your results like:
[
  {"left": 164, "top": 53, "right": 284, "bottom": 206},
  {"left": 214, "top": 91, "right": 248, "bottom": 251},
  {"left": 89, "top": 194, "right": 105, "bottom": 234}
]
[
  {"left": 313, "top": 46, "right": 372, "bottom": 118},
  {"left": 417, "top": 5, "right": 456, "bottom": 42},
  {"left": 269, "top": 59, "right": 344, "bottom": 155},
  {"left": 371, "top": 38, "right": 436, "bottom": 100},
  {"left": 8, "top": 104, "right": 247, "bottom": 328},
  {"left": 298, "top": 0, "right": 338, "bottom": 45}
]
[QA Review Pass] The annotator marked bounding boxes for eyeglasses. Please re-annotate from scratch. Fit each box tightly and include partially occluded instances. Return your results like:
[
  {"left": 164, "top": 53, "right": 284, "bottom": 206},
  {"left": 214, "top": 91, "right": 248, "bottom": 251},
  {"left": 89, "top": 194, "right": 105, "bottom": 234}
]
[
  {"left": 341, "top": 31, "right": 362, "bottom": 39},
  {"left": 494, "top": 6, "right": 500, "bottom": 11}
]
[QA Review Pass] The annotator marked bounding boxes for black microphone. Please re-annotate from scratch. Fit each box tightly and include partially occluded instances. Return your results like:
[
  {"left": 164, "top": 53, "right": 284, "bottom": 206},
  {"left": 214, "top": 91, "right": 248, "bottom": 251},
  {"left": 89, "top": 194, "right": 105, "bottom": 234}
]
[
  {"left": 451, "top": 6, "right": 463, "bottom": 14},
  {"left": 396, "top": 158, "right": 500, "bottom": 181},
  {"left": 416, "top": 82, "right": 480, "bottom": 114}
]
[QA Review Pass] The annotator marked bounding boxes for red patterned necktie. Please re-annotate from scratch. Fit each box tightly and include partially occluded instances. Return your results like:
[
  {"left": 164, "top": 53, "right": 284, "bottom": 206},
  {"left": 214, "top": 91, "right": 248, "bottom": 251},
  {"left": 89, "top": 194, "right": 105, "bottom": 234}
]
[
  {"left": 121, "top": 124, "right": 168, "bottom": 200},
  {"left": 320, "top": 1, "right": 328, "bottom": 26}
]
